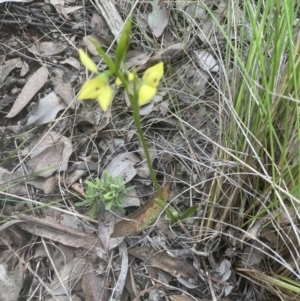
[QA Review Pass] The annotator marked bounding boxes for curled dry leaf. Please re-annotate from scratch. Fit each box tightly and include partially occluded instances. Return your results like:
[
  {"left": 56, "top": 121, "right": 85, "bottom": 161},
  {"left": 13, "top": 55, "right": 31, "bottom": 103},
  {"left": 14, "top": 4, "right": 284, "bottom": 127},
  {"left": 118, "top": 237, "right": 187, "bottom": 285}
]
[
  {"left": 0, "top": 58, "right": 23, "bottom": 85},
  {"left": 25, "top": 92, "right": 67, "bottom": 126},
  {"left": 6, "top": 66, "right": 48, "bottom": 118},
  {"left": 111, "top": 180, "right": 171, "bottom": 238}
]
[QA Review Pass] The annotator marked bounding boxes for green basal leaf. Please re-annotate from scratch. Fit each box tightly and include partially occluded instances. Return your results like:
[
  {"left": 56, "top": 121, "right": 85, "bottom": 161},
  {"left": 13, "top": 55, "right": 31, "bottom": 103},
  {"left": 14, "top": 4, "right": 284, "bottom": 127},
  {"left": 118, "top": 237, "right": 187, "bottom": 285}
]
[
  {"left": 155, "top": 198, "right": 167, "bottom": 207},
  {"left": 165, "top": 207, "right": 179, "bottom": 224},
  {"left": 180, "top": 206, "right": 198, "bottom": 221},
  {"left": 86, "top": 180, "right": 98, "bottom": 189},
  {"left": 105, "top": 201, "right": 113, "bottom": 211},
  {"left": 104, "top": 191, "right": 114, "bottom": 200},
  {"left": 90, "top": 202, "right": 98, "bottom": 219},
  {"left": 75, "top": 199, "right": 92, "bottom": 206}
]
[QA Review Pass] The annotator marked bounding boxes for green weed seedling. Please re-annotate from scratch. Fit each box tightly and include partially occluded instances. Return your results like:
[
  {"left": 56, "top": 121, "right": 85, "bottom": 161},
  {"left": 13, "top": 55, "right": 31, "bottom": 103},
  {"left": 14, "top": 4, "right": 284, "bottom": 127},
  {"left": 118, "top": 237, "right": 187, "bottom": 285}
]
[{"left": 75, "top": 171, "right": 134, "bottom": 219}]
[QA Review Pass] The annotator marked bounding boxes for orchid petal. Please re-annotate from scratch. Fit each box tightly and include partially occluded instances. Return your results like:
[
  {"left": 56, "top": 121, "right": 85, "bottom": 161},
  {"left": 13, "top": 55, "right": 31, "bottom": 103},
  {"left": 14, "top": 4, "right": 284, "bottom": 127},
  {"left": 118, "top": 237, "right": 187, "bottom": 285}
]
[
  {"left": 78, "top": 49, "right": 98, "bottom": 73},
  {"left": 142, "top": 62, "right": 164, "bottom": 88},
  {"left": 138, "top": 84, "right": 156, "bottom": 106},
  {"left": 97, "top": 85, "right": 113, "bottom": 112},
  {"left": 78, "top": 73, "right": 109, "bottom": 100}
]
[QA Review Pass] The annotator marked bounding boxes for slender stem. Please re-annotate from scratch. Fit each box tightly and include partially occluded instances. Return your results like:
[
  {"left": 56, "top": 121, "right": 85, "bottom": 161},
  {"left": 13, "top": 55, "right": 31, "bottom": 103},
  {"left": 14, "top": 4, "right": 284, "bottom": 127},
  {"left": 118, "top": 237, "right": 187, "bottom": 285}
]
[{"left": 116, "top": 72, "right": 164, "bottom": 200}]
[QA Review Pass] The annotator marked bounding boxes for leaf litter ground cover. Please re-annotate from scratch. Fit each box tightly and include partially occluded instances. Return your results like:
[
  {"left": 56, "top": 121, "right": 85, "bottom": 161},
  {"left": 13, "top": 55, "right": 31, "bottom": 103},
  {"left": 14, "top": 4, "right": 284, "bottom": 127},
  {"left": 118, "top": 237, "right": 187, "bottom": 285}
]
[{"left": 1, "top": 1, "right": 300, "bottom": 301}]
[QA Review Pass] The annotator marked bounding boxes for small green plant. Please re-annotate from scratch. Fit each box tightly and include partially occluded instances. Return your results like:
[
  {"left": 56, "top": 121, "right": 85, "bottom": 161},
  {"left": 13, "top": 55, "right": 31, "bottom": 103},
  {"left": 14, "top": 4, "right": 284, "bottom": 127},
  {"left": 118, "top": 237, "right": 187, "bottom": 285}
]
[{"left": 75, "top": 171, "right": 134, "bottom": 219}]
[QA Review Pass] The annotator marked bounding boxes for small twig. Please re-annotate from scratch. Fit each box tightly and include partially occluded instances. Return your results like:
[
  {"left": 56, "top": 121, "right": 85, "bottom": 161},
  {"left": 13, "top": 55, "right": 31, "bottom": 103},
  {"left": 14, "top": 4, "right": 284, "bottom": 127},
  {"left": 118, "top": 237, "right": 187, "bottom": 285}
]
[
  {"left": 132, "top": 284, "right": 164, "bottom": 301},
  {"left": 201, "top": 258, "right": 217, "bottom": 301}
]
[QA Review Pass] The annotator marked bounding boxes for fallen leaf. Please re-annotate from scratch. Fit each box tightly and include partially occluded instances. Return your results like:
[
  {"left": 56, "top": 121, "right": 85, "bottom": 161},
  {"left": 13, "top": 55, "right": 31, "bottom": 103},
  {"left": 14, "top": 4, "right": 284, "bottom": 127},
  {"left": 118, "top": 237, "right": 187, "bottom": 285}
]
[
  {"left": 6, "top": 66, "right": 48, "bottom": 118},
  {"left": 27, "top": 175, "right": 56, "bottom": 194},
  {"left": 195, "top": 50, "right": 219, "bottom": 72},
  {"left": 213, "top": 259, "right": 231, "bottom": 282},
  {"left": 128, "top": 246, "right": 198, "bottom": 283},
  {"left": 0, "top": 167, "right": 28, "bottom": 195},
  {"left": 82, "top": 264, "right": 109, "bottom": 301},
  {"left": 50, "top": 257, "right": 86, "bottom": 295},
  {"left": 83, "top": 35, "right": 100, "bottom": 56},
  {"left": 98, "top": 205, "right": 124, "bottom": 252},
  {"left": 0, "top": 58, "right": 23, "bottom": 85},
  {"left": 28, "top": 41, "right": 68, "bottom": 57},
  {"left": 27, "top": 131, "right": 72, "bottom": 172},
  {"left": 18, "top": 213, "right": 103, "bottom": 251},
  {"left": 0, "top": 261, "right": 23, "bottom": 301},
  {"left": 91, "top": 13, "right": 106, "bottom": 33},
  {"left": 60, "top": 57, "right": 81, "bottom": 70},
  {"left": 111, "top": 181, "right": 171, "bottom": 238},
  {"left": 125, "top": 50, "right": 152, "bottom": 68},
  {"left": 122, "top": 188, "right": 141, "bottom": 207},
  {"left": 148, "top": 0, "right": 169, "bottom": 38},
  {"left": 241, "top": 240, "right": 268, "bottom": 266},
  {"left": 104, "top": 153, "right": 140, "bottom": 184},
  {"left": 26, "top": 143, "right": 64, "bottom": 177},
  {"left": 25, "top": 91, "right": 67, "bottom": 126},
  {"left": 53, "top": 70, "right": 76, "bottom": 108},
  {"left": 146, "top": 43, "right": 187, "bottom": 67},
  {"left": 20, "top": 61, "right": 29, "bottom": 76}
]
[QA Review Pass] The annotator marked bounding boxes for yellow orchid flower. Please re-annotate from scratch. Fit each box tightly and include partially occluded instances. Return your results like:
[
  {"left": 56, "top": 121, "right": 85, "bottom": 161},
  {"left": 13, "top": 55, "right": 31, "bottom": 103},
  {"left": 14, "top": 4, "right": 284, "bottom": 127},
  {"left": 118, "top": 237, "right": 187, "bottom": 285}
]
[
  {"left": 78, "top": 72, "right": 113, "bottom": 112},
  {"left": 78, "top": 49, "right": 114, "bottom": 112},
  {"left": 138, "top": 62, "right": 164, "bottom": 106}
]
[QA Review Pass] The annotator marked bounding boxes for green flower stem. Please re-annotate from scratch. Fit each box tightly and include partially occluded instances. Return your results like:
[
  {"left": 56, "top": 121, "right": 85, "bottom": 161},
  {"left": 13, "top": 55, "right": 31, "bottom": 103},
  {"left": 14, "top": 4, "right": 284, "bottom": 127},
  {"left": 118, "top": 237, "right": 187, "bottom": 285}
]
[{"left": 116, "top": 71, "right": 164, "bottom": 200}]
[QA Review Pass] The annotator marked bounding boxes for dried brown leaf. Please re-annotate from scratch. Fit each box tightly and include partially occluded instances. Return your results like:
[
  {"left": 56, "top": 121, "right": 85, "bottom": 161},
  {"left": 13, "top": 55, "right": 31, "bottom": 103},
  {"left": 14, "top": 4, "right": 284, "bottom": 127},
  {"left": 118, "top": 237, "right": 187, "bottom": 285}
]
[
  {"left": 6, "top": 66, "right": 48, "bottom": 118},
  {"left": 53, "top": 71, "right": 76, "bottom": 108},
  {"left": 128, "top": 246, "right": 198, "bottom": 281},
  {"left": 82, "top": 264, "right": 109, "bottom": 301},
  {"left": 18, "top": 214, "right": 103, "bottom": 251},
  {"left": 111, "top": 181, "right": 171, "bottom": 238}
]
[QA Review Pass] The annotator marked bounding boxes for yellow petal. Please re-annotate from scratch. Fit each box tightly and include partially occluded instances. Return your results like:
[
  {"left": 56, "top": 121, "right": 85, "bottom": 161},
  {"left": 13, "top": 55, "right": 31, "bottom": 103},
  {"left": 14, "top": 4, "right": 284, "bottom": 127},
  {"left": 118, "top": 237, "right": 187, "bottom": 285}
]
[
  {"left": 78, "top": 49, "right": 98, "bottom": 73},
  {"left": 115, "top": 77, "right": 122, "bottom": 85},
  {"left": 115, "top": 72, "right": 135, "bottom": 86},
  {"left": 138, "top": 84, "right": 156, "bottom": 106},
  {"left": 128, "top": 72, "right": 135, "bottom": 81},
  {"left": 142, "top": 62, "right": 164, "bottom": 88},
  {"left": 78, "top": 73, "right": 109, "bottom": 100},
  {"left": 97, "top": 85, "right": 113, "bottom": 112}
]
